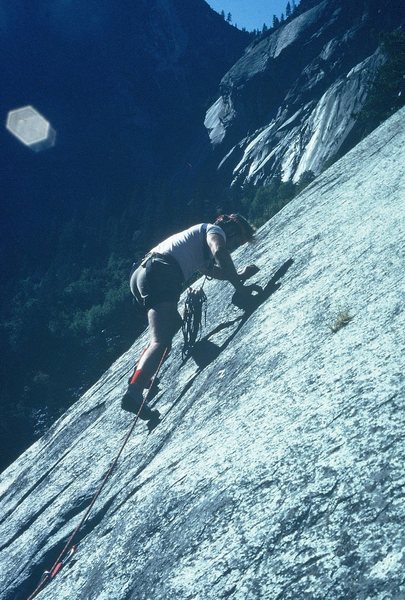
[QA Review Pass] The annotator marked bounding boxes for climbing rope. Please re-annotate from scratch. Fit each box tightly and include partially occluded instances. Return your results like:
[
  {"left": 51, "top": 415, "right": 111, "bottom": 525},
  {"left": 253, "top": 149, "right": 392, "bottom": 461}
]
[
  {"left": 181, "top": 284, "right": 207, "bottom": 359},
  {"left": 26, "top": 347, "right": 168, "bottom": 600}
]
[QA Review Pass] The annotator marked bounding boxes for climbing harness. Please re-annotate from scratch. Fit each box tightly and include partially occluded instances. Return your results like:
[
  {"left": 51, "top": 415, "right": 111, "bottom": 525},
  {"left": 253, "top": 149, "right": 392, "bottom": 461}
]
[
  {"left": 26, "top": 347, "right": 168, "bottom": 600},
  {"left": 181, "top": 283, "right": 208, "bottom": 359}
]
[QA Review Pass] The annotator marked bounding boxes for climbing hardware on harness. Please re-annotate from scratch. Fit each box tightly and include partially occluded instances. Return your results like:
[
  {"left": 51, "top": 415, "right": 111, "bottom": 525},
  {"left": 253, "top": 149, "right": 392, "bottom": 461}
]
[{"left": 182, "top": 286, "right": 207, "bottom": 359}]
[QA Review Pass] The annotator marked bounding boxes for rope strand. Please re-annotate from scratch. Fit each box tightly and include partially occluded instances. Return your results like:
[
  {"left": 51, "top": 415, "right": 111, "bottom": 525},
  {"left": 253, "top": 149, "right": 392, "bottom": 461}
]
[{"left": 27, "top": 347, "right": 168, "bottom": 600}]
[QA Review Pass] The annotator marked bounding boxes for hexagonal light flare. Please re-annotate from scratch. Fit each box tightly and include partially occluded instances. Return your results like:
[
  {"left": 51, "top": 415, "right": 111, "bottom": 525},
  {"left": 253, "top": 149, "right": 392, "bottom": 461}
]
[{"left": 6, "top": 105, "right": 56, "bottom": 151}]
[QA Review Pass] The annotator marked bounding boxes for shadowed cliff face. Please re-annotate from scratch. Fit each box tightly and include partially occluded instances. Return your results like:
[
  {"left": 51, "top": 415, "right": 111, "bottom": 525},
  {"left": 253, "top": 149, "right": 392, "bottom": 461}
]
[
  {"left": 0, "top": 0, "right": 248, "bottom": 268},
  {"left": 205, "top": 0, "right": 404, "bottom": 185},
  {"left": 0, "top": 0, "right": 250, "bottom": 476},
  {"left": 1, "top": 108, "right": 404, "bottom": 599}
]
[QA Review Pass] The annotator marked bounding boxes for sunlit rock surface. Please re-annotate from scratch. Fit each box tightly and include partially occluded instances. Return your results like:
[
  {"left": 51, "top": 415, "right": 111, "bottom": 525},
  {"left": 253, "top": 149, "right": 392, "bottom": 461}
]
[
  {"left": 1, "top": 108, "right": 404, "bottom": 599},
  {"left": 205, "top": 0, "right": 404, "bottom": 185}
]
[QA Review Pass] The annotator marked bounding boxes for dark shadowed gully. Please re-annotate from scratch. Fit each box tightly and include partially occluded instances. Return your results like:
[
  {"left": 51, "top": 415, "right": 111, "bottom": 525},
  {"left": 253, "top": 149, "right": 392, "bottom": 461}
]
[{"left": 0, "top": 108, "right": 404, "bottom": 599}]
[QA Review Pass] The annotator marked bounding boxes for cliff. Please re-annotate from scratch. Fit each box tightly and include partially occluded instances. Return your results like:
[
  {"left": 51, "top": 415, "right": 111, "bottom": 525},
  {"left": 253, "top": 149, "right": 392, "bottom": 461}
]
[
  {"left": 205, "top": 0, "right": 404, "bottom": 186},
  {"left": 1, "top": 105, "right": 404, "bottom": 598},
  {"left": 0, "top": 0, "right": 248, "bottom": 268}
]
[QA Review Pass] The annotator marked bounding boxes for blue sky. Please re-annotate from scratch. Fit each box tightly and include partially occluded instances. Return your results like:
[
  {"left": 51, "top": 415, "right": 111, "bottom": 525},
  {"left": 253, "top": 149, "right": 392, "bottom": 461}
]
[{"left": 206, "top": 0, "right": 291, "bottom": 31}]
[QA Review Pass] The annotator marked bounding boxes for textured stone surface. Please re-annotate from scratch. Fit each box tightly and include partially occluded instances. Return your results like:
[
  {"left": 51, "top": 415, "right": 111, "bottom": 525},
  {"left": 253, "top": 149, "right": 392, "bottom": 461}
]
[
  {"left": 205, "top": 0, "right": 404, "bottom": 186},
  {"left": 1, "top": 108, "right": 404, "bottom": 599}
]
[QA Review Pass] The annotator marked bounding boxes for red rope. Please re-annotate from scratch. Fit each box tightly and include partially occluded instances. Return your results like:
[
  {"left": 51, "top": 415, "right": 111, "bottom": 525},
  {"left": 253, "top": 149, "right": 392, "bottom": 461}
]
[{"left": 26, "top": 347, "right": 168, "bottom": 600}]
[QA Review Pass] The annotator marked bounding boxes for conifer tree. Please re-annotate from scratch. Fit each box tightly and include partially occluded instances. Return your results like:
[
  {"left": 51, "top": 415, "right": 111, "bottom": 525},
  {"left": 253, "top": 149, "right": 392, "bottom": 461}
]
[
  {"left": 358, "top": 31, "right": 405, "bottom": 135},
  {"left": 286, "top": 2, "right": 292, "bottom": 18},
  {"left": 227, "top": 12, "right": 232, "bottom": 23},
  {"left": 273, "top": 15, "right": 280, "bottom": 28}
]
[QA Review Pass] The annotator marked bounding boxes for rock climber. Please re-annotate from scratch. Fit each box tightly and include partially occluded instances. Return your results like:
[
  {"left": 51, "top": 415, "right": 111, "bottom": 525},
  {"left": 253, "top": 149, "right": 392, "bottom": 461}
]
[{"left": 122, "top": 213, "right": 261, "bottom": 424}]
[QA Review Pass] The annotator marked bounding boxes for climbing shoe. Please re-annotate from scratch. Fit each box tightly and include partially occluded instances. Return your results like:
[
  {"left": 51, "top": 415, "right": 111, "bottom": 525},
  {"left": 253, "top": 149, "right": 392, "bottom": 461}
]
[
  {"left": 126, "top": 375, "right": 160, "bottom": 400},
  {"left": 121, "top": 383, "right": 155, "bottom": 421}
]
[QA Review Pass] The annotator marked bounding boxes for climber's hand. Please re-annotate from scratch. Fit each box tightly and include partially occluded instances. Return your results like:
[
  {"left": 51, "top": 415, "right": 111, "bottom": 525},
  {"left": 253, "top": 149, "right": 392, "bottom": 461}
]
[{"left": 238, "top": 264, "right": 260, "bottom": 283}]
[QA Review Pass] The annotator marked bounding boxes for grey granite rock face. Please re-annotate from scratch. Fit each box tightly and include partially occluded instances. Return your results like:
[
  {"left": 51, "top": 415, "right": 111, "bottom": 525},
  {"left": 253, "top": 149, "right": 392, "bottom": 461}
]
[
  {"left": 1, "top": 108, "right": 404, "bottom": 599},
  {"left": 205, "top": 0, "right": 404, "bottom": 186}
]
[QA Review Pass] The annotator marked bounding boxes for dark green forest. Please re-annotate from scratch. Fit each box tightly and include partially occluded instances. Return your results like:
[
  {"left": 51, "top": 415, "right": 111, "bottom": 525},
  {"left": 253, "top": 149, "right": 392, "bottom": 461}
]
[{"left": 1, "top": 28, "right": 404, "bottom": 473}]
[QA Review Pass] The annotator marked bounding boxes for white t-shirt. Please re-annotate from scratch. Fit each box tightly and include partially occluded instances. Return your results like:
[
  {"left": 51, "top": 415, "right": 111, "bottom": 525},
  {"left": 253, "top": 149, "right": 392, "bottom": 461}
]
[{"left": 152, "top": 223, "right": 226, "bottom": 280}]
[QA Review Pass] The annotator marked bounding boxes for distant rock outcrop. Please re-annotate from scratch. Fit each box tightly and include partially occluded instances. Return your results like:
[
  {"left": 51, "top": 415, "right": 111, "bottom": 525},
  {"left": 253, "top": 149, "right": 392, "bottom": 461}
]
[
  {"left": 1, "top": 105, "right": 404, "bottom": 599},
  {"left": 205, "top": 0, "right": 404, "bottom": 186}
]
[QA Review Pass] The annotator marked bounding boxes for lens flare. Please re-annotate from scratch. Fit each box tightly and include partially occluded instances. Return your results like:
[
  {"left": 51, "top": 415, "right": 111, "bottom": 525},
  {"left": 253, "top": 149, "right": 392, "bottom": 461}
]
[{"left": 6, "top": 105, "right": 56, "bottom": 151}]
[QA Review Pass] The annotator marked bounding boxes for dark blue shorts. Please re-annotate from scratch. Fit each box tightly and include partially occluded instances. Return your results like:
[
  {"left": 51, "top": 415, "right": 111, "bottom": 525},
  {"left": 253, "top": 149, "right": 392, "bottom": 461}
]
[{"left": 130, "top": 254, "right": 184, "bottom": 310}]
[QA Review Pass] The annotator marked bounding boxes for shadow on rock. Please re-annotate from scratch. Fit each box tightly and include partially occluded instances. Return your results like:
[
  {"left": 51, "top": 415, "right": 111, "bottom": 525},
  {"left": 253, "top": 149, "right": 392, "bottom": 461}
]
[
  {"left": 189, "top": 258, "right": 294, "bottom": 369},
  {"left": 160, "top": 259, "right": 293, "bottom": 417}
]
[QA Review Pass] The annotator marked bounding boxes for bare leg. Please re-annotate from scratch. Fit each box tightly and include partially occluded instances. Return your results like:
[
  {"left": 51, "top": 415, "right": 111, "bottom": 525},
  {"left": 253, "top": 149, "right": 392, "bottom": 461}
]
[
  {"left": 123, "top": 301, "right": 182, "bottom": 421},
  {"left": 135, "top": 301, "right": 182, "bottom": 384}
]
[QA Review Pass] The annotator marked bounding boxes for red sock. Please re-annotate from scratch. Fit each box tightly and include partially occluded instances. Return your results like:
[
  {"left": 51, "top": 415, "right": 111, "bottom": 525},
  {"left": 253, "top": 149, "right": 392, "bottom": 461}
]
[
  {"left": 129, "top": 346, "right": 150, "bottom": 386},
  {"left": 129, "top": 369, "right": 144, "bottom": 386}
]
